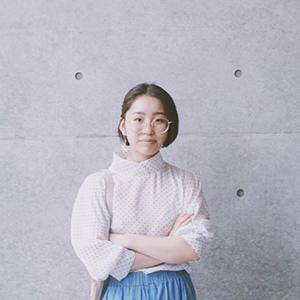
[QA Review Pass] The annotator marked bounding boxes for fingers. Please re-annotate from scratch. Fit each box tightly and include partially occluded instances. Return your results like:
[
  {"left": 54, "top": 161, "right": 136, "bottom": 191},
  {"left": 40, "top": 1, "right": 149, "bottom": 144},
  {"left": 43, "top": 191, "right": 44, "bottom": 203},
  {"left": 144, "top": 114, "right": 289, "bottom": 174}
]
[
  {"left": 174, "top": 213, "right": 194, "bottom": 228},
  {"left": 169, "top": 213, "right": 194, "bottom": 236},
  {"left": 170, "top": 212, "right": 194, "bottom": 232},
  {"left": 173, "top": 214, "right": 189, "bottom": 227},
  {"left": 177, "top": 212, "right": 193, "bottom": 223},
  {"left": 179, "top": 216, "right": 193, "bottom": 227},
  {"left": 180, "top": 212, "right": 194, "bottom": 218}
]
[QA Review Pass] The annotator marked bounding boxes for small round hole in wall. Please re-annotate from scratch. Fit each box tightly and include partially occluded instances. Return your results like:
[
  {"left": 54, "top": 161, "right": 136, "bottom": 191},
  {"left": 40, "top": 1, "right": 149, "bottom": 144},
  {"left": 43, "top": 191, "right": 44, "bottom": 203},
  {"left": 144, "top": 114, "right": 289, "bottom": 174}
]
[
  {"left": 75, "top": 72, "right": 83, "bottom": 80},
  {"left": 234, "top": 69, "right": 242, "bottom": 78},
  {"left": 236, "top": 189, "right": 244, "bottom": 197}
]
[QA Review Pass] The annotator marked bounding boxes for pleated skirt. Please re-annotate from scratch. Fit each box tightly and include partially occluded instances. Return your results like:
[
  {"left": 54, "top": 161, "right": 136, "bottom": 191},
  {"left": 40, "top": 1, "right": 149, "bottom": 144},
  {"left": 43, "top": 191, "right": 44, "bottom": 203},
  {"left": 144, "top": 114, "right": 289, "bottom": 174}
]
[{"left": 101, "top": 270, "right": 197, "bottom": 300}]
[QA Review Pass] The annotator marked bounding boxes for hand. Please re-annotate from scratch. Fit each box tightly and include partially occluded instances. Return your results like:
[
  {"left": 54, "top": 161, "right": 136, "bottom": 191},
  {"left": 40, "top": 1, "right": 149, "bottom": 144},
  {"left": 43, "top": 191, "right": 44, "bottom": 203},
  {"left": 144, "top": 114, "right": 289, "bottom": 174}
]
[
  {"left": 168, "top": 213, "right": 194, "bottom": 236},
  {"left": 108, "top": 232, "right": 130, "bottom": 248}
]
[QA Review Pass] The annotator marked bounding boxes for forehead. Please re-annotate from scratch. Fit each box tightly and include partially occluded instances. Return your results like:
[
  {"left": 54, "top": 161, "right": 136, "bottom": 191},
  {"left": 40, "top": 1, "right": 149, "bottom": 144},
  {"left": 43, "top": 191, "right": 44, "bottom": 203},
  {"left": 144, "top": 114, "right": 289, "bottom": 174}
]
[{"left": 128, "top": 95, "right": 165, "bottom": 115}]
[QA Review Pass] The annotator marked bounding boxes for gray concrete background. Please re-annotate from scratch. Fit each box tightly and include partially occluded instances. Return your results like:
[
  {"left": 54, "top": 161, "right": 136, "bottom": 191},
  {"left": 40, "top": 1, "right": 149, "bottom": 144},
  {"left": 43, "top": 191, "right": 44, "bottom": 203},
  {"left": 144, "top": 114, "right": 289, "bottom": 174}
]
[{"left": 1, "top": 1, "right": 299, "bottom": 299}]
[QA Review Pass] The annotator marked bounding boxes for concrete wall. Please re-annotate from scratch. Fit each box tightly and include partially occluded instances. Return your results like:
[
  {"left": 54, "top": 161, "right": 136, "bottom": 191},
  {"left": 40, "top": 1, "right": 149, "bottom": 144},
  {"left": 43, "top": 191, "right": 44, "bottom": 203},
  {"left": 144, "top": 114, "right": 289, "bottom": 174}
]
[{"left": 1, "top": 1, "right": 299, "bottom": 299}]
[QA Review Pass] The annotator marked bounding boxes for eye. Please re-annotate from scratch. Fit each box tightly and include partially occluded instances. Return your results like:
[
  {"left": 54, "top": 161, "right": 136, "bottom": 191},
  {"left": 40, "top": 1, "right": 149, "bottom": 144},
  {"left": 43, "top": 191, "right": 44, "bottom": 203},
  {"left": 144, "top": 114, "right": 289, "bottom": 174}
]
[
  {"left": 133, "top": 117, "right": 143, "bottom": 123},
  {"left": 154, "top": 118, "right": 165, "bottom": 124}
]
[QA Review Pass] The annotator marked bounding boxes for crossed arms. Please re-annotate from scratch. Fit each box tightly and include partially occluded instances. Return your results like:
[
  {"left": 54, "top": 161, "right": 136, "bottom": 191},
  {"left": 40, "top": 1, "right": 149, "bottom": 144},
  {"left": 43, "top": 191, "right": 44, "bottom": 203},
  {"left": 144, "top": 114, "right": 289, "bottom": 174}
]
[
  {"left": 108, "top": 213, "right": 200, "bottom": 270},
  {"left": 71, "top": 173, "right": 212, "bottom": 281}
]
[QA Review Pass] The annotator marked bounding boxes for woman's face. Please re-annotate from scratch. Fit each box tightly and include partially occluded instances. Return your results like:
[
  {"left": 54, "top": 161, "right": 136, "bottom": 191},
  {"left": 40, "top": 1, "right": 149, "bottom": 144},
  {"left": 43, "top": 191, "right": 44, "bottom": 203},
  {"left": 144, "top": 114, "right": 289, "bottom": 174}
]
[{"left": 119, "top": 94, "right": 169, "bottom": 162}]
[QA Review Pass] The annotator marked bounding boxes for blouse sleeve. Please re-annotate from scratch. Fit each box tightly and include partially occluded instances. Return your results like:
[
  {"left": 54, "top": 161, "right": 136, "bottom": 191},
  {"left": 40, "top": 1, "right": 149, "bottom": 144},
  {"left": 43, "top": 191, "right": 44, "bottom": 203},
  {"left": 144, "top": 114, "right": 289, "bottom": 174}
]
[
  {"left": 70, "top": 172, "right": 136, "bottom": 282},
  {"left": 174, "top": 172, "right": 213, "bottom": 261}
]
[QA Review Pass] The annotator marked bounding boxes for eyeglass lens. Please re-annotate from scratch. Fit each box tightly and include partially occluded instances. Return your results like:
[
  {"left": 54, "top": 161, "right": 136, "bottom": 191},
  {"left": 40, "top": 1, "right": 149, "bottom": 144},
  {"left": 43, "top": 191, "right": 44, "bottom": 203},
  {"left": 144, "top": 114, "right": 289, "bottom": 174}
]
[{"left": 128, "top": 117, "right": 170, "bottom": 133}]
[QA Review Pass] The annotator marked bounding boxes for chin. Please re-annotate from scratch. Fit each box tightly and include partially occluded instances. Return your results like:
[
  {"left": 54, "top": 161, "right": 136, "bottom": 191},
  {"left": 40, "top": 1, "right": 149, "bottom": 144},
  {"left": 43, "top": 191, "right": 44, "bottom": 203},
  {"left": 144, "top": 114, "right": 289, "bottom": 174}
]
[
  {"left": 137, "top": 146, "right": 160, "bottom": 156},
  {"left": 140, "top": 148, "right": 159, "bottom": 155}
]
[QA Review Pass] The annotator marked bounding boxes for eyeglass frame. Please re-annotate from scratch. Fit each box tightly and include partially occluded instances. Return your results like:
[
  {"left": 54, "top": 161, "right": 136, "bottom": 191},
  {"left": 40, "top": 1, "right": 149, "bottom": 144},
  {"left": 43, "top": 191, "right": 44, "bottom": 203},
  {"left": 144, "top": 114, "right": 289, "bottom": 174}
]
[{"left": 124, "top": 116, "right": 173, "bottom": 135}]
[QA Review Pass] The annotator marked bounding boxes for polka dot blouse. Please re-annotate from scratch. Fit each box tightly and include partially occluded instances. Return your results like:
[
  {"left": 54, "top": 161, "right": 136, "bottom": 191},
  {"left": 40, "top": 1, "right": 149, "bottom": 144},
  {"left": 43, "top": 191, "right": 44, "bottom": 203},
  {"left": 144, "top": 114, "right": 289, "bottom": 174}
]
[{"left": 70, "top": 150, "right": 212, "bottom": 282}]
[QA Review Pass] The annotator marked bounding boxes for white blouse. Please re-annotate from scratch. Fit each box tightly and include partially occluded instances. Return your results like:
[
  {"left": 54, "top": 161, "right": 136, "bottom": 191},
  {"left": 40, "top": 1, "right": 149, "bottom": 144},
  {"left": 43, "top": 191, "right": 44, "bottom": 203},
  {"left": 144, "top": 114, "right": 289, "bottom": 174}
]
[{"left": 70, "top": 150, "right": 212, "bottom": 282}]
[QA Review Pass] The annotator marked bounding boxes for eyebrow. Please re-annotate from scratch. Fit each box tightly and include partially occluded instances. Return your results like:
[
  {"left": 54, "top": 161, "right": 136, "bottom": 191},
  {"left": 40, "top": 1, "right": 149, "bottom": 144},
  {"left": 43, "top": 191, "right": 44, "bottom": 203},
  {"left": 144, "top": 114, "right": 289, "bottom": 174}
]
[{"left": 131, "top": 112, "right": 166, "bottom": 116}]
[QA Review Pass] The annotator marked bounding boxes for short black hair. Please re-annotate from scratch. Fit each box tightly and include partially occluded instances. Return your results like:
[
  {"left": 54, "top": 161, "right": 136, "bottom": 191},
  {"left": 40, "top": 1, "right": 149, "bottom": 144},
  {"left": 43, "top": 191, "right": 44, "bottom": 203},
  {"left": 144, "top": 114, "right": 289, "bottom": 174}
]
[{"left": 118, "top": 83, "right": 179, "bottom": 147}]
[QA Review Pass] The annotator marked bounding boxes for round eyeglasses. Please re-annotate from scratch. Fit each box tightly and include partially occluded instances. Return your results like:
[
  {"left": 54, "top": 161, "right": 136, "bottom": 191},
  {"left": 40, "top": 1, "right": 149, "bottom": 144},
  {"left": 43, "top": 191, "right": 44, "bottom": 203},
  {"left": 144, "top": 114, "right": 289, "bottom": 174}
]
[{"left": 125, "top": 116, "right": 172, "bottom": 134}]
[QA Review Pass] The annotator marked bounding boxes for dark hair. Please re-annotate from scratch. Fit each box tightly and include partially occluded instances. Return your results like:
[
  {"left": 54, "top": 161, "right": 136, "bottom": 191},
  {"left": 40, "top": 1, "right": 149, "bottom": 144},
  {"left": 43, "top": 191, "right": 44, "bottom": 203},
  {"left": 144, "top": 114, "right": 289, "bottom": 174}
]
[{"left": 118, "top": 83, "right": 179, "bottom": 147}]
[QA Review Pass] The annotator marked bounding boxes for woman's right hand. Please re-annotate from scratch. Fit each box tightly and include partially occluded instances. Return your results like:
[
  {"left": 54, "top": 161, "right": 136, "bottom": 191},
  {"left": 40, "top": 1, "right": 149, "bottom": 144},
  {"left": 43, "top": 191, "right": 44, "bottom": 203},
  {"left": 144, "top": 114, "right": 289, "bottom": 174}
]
[{"left": 168, "top": 213, "right": 194, "bottom": 236}]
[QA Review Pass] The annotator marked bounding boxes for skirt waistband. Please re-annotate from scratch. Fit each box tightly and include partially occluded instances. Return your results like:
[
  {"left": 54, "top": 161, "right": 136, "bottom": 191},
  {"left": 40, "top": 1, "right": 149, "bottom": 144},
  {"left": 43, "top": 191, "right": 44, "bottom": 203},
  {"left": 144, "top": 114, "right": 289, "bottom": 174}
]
[{"left": 107, "top": 270, "right": 190, "bottom": 286}]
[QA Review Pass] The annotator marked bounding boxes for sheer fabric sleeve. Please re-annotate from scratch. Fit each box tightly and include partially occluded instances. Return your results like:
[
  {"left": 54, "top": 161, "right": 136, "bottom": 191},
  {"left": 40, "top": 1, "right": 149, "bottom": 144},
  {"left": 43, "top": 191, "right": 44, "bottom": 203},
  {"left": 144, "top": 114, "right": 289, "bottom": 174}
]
[
  {"left": 174, "top": 172, "right": 213, "bottom": 261},
  {"left": 70, "top": 172, "right": 136, "bottom": 281}
]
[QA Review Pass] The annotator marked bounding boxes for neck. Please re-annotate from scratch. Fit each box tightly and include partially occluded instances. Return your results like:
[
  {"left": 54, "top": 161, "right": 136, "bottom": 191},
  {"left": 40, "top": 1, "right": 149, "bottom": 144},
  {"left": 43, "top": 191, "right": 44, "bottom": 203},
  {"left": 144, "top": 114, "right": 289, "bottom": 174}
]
[{"left": 126, "top": 150, "right": 159, "bottom": 162}]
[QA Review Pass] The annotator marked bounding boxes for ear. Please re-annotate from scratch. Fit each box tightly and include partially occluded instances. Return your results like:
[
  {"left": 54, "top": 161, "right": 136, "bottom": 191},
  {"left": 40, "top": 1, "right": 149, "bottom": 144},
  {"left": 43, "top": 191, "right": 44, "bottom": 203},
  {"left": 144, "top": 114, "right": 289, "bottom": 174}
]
[{"left": 118, "top": 117, "right": 127, "bottom": 136}]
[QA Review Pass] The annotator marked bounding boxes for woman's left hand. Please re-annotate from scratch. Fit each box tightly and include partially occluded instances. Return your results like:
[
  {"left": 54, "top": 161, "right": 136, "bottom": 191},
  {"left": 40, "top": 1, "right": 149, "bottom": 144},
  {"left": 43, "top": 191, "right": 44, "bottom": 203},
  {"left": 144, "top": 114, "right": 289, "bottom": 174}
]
[{"left": 108, "top": 232, "right": 130, "bottom": 248}]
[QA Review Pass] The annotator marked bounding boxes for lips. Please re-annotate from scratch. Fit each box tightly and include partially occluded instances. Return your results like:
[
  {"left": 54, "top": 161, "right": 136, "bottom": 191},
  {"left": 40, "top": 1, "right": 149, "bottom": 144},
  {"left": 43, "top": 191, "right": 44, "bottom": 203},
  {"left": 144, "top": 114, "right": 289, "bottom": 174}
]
[{"left": 139, "top": 139, "right": 156, "bottom": 143}]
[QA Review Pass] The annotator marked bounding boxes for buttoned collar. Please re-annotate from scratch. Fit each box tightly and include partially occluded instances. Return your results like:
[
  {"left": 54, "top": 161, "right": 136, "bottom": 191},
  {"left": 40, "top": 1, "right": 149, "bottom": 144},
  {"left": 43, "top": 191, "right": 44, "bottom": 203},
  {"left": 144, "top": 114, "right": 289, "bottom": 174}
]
[{"left": 108, "top": 150, "right": 167, "bottom": 176}]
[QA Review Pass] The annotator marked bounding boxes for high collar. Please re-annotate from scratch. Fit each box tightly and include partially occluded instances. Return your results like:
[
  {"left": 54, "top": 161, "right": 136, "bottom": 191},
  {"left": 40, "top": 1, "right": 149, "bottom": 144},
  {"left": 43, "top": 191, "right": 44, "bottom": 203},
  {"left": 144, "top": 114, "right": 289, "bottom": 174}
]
[{"left": 108, "top": 150, "right": 167, "bottom": 176}]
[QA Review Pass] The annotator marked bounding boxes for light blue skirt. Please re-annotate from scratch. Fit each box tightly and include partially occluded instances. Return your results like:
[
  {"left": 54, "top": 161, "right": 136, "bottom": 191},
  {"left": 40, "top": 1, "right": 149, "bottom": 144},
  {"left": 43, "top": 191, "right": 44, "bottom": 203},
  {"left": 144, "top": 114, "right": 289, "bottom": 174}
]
[{"left": 101, "top": 270, "right": 197, "bottom": 300}]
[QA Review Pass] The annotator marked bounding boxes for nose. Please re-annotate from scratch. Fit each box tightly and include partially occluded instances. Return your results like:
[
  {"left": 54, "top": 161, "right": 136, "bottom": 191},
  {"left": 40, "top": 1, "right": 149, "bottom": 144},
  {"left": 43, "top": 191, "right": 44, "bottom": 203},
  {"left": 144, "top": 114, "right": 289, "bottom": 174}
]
[{"left": 142, "top": 120, "right": 154, "bottom": 134}]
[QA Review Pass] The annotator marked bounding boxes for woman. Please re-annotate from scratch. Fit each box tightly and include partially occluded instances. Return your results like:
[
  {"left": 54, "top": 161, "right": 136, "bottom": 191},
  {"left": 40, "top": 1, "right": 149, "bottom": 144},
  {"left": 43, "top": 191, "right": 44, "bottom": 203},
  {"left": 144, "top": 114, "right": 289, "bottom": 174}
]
[{"left": 70, "top": 83, "right": 212, "bottom": 299}]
